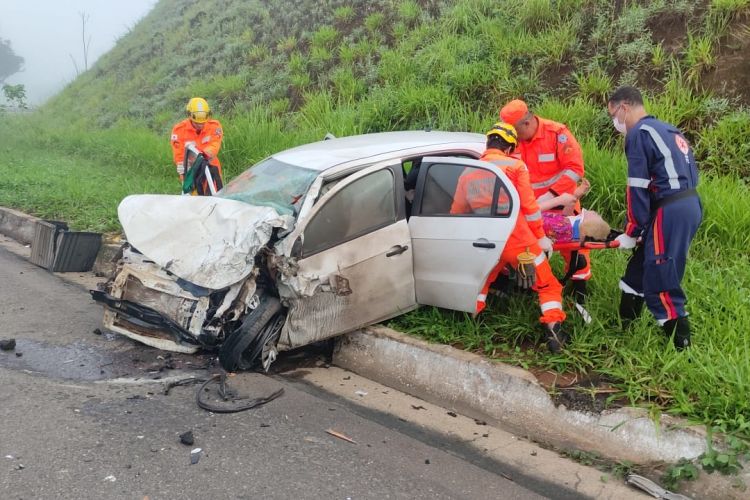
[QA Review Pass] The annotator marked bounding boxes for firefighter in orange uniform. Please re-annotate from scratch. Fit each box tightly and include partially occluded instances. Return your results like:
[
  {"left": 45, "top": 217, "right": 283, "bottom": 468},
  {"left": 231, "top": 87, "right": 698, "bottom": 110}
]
[
  {"left": 451, "top": 123, "right": 568, "bottom": 352},
  {"left": 171, "top": 97, "right": 224, "bottom": 192},
  {"left": 500, "top": 99, "right": 590, "bottom": 305}
]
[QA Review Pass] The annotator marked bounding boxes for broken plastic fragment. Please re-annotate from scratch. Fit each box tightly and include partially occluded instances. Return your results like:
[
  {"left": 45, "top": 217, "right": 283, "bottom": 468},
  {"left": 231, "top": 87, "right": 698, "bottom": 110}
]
[{"left": 190, "top": 448, "right": 202, "bottom": 465}]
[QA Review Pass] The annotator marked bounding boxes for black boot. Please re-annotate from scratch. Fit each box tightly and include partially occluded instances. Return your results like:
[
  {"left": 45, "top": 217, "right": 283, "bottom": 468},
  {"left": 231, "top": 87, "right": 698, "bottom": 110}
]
[
  {"left": 664, "top": 317, "right": 691, "bottom": 350},
  {"left": 571, "top": 280, "right": 587, "bottom": 305},
  {"left": 545, "top": 322, "right": 570, "bottom": 353},
  {"left": 619, "top": 291, "right": 644, "bottom": 329}
]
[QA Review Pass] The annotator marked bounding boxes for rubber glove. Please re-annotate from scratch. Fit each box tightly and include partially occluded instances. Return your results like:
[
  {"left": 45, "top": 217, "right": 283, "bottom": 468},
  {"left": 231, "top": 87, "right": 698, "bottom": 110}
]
[
  {"left": 538, "top": 236, "right": 553, "bottom": 253},
  {"left": 176, "top": 163, "right": 185, "bottom": 175},
  {"left": 615, "top": 234, "right": 638, "bottom": 250}
]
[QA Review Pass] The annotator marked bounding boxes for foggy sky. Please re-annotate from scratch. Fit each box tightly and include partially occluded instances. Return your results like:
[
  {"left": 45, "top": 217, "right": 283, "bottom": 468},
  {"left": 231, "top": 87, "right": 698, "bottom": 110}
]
[{"left": 1, "top": 0, "right": 157, "bottom": 104}]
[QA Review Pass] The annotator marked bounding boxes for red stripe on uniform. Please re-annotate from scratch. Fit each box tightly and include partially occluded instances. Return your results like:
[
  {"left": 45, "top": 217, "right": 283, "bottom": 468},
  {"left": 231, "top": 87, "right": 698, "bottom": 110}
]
[
  {"left": 660, "top": 292, "right": 678, "bottom": 320},
  {"left": 653, "top": 208, "right": 664, "bottom": 256},
  {"left": 625, "top": 187, "right": 637, "bottom": 235}
]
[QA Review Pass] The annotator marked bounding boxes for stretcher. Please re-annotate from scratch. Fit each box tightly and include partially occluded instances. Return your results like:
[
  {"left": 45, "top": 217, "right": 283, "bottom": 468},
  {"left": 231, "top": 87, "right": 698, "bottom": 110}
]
[{"left": 550, "top": 231, "right": 623, "bottom": 324}]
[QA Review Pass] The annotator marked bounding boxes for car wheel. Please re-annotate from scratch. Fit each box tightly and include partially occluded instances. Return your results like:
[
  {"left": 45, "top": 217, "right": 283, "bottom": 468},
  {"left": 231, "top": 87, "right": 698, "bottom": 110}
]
[{"left": 218, "top": 295, "right": 283, "bottom": 372}]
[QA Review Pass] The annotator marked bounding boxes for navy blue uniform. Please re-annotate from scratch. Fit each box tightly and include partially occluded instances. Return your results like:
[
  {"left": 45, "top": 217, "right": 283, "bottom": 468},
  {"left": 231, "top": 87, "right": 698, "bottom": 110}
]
[{"left": 620, "top": 116, "right": 702, "bottom": 324}]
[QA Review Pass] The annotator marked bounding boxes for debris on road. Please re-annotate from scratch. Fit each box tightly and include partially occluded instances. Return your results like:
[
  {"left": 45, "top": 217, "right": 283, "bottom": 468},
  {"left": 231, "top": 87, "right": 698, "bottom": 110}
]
[
  {"left": 180, "top": 431, "right": 195, "bottom": 446},
  {"left": 626, "top": 474, "right": 692, "bottom": 500},
  {"left": 0, "top": 339, "right": 16, "bottom": 351},
  {"left": 325, "top": 429, "right": 356, "bottom": 444},
  {"left": 447, "top": 411, "right": 457, "bottom": 417},
  {"left": 103, "top": 475, "right": 116, "bottom": 482},
  {"left": 93, "top": 328, "right": 102, "bottom": 335},
  {"left": 411, "top": 405, "right": 426, "bottom": 410},
  {"left": 474, "top": 419, "right": 487, "bottom": 426},
  {"left": 196, "top": 373, "right": 284, "bottom": 413},
  {"left": 164, "top": 377, "right": 206, "bottom": 396},
  {"left": 354, "top": 390, "right": 368, "bottom": 397},
  {"left": 190, "top": 448, "right": 202, "bottom": 465}
]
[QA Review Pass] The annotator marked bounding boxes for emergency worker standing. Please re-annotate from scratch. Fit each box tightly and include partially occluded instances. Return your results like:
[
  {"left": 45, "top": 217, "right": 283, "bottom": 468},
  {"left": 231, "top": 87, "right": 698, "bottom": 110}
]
[
  {"left": 171, "top": 97, "right": 224, "bottom": 191},
  {"left": 452, "top": 123, "right": 568, "bottom": 352},
  {"left": 499, "top": 100, "right": 590, "bottom": 305},
  {"left": 608, "top": 86, "right": 702, "bottom": 350}
]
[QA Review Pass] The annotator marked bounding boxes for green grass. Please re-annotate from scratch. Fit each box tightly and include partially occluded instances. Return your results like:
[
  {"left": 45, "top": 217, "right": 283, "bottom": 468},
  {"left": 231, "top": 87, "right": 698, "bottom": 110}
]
[{"left": 2, "top": 0, "right": 750, "bottom": 441}]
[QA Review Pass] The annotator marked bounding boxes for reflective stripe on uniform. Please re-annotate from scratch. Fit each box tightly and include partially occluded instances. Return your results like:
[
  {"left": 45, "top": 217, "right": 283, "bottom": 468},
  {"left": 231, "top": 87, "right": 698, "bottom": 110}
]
[
  {"left": 526, "top": 210, "right": 541, "bottom": 221},
  {"left": 627, "top": 177, "right": 651, "bottom": 188},
  {"left": 640, "top": 124, "right": 681, "bottom": 190},
  {"left": 534, "top": 252, "right": 546, "bottom": 266},
  {"left": 489, "top": 159, "right": 518, "bottom": 167},
  {"left": 538, "top": 153, "right": 555, "bottom": 162},
  {"left": 477, "top": 293, "right": 487, "bottom": 302},
  {"left": 540, "top": 301, "right": 563, "bottom": 312},
  {"left": 530, "top": 169, "right": 581, "bottom": 189},
  {"left": 619, "top": 279, "right": 644, "bottom": 297},
  {"left": 572, "top": 270, "right": 592, "bottom": 280}
]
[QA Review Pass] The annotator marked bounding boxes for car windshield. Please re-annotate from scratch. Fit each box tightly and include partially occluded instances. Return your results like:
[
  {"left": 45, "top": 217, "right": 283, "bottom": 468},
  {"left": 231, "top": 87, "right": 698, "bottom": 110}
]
[{"left": 218, "top": 158, "right": 318, "bottom": 215}]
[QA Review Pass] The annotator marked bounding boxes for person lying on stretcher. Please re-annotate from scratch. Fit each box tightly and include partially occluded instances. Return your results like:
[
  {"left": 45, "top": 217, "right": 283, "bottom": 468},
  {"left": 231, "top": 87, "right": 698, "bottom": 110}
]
[{"left": 535, "top": 178, "right": 612, "bottom": 244}]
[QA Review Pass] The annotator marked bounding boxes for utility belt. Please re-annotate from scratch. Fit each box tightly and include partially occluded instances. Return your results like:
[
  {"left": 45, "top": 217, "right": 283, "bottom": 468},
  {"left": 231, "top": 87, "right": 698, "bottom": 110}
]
[{"left": 651, "top": 188, "right": 698, "bottom": 213}]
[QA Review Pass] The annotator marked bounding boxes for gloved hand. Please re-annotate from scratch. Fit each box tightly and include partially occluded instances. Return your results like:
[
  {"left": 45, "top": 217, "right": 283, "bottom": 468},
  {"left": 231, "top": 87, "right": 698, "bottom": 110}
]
[
  {"left": 176, "top": 163, "right": 185, "bottom": 175},
  {"left": 538, "top": 236, "right": 553, "bottom": 253},
  {"left": 615, "top": 234, "right": 638, "bottom": 250}
]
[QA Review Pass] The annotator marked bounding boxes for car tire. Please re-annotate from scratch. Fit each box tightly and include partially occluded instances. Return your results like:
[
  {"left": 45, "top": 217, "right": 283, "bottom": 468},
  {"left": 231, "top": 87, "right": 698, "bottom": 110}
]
[{"left": 219, "top": 295, "right": 283, "bottom": 372}]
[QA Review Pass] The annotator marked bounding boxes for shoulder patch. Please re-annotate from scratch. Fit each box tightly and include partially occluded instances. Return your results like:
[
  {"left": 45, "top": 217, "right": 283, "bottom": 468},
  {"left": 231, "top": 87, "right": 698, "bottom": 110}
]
[
  {"left": 558, "top": 134, "right": 568, "bottom": 144},
  {"left": 171, "top": 133, "right": 178, "bottom": 142},
  {"left": 675, "top": 134, "right": 690, "bottom": 155}
]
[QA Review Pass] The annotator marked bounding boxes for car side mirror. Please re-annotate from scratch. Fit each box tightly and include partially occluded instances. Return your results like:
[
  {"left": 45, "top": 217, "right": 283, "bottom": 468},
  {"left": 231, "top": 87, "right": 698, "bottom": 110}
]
[{"left": 291, "top": 236, "right": 303, "bottom": 259}]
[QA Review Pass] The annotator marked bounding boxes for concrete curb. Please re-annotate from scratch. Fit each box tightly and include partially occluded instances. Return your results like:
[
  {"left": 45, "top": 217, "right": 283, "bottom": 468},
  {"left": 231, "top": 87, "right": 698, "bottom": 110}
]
[
  {"left": 0, "top": 206, "right": 38, "bottom": 245},
  {"left": 334, "top": 325, "right": 707, "bottom": 464}
]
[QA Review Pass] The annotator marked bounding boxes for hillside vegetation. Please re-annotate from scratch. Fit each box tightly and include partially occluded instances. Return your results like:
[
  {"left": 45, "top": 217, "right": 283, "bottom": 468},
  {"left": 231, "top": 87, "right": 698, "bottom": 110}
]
[{"left": 1, "top": 0, "right": 750, "bottom": 444}]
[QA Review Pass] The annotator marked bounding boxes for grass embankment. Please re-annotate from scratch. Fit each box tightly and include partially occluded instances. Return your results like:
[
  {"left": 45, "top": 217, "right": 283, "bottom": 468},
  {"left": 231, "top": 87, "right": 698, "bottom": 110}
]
[{"left": 1, "top": 0, "right": 749, "bottom": 441}]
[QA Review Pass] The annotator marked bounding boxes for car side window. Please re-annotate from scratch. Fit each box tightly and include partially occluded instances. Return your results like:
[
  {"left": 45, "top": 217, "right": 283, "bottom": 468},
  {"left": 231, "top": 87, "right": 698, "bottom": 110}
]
[
  {"left": 303, "top": 169, "right": 396, "bottom": 256},
  {"left": 419, "top": 163, "right": 512, "bottom": 217}
]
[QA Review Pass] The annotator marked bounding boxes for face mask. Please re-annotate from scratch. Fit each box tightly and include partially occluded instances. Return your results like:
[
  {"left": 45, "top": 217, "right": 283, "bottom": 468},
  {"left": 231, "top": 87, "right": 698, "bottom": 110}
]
[
  {"left": 612, "top": 117, "right": 627, "bottom": 135},
  {"left": 611, "top": 105, "right": 627, "bottom": 135}
]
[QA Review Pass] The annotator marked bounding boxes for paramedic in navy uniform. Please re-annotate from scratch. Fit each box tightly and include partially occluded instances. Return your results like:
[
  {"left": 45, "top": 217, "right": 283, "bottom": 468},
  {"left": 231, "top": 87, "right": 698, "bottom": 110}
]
[{"left": 608, "top": 86, "right": 702, "bottom": 350}]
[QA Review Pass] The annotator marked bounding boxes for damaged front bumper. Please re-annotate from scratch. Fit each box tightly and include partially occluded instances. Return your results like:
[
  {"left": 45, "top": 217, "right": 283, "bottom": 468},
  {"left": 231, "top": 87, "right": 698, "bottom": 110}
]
[
  {"left": 93, "top": 248, "right": 260, "bottom": 354},
  {"left": 91, "top": 289, "right": 202, "bottom": 353}
]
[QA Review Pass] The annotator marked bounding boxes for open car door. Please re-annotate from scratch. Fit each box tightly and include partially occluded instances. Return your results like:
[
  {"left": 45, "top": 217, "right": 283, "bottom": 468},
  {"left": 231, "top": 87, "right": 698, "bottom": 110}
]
[{"left": 408, "top": 157, "right": 520, "bottom": 312}]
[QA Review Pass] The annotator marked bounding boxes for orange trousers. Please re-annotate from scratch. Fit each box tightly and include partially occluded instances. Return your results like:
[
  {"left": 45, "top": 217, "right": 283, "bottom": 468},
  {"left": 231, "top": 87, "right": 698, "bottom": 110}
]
[
  {"left": 478, "top": 242, "right": 566, "bottom": 324},
  {"left": 560, "top": 248, "right": 591, "bottom": 281}
]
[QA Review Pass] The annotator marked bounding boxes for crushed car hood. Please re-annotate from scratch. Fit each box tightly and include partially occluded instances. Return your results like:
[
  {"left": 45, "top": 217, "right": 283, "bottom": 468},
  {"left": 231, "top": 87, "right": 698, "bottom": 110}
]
[{"left": 118, "top": 195, "right": 291, "bottom": 290}]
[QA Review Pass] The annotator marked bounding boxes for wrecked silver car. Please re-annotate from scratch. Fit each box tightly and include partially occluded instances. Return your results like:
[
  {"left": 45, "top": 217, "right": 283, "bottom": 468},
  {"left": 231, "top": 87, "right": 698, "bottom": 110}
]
[{"left": 92, "top": 131, "right": 522, "bottom": 371}]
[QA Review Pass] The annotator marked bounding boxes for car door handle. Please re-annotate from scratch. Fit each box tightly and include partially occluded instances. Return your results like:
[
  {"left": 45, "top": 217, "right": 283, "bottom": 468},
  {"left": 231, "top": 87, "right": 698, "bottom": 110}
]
[
  {"left": 473, "top": 240, "right": 496, "bottom": 249},
  {"left": 386, "top": 245, "right": 409, "bottom": 257}
]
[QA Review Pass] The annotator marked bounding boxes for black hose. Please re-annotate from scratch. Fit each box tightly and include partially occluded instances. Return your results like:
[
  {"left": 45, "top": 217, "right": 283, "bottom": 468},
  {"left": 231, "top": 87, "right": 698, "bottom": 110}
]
[{"left": 195, "top": 373, "right": 284, "bottom": 413}]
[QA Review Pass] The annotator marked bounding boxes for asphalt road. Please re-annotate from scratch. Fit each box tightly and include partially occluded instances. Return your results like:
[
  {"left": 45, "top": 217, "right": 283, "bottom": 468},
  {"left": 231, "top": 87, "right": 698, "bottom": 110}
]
[{"left": 0, "top": 246, "right": 568, "bottom": 500}]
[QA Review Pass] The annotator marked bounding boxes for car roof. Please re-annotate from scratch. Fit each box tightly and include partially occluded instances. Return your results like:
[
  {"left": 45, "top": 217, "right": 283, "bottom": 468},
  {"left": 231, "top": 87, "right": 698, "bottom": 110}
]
[{"left": 273, "top": 131, "right": 486, "bottom": 171}]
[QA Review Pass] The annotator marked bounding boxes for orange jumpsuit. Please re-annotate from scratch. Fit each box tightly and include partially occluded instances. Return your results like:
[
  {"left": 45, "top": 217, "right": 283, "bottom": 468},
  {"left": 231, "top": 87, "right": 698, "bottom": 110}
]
[
  {"left": 516, "top": 117, "right": 590, "bottom": 281},
  {"left": 451, "top": 148, "right": 565, "bottom": 324},
  {"left": 170, "top": 118, "right": 224, "bottom": 174}
]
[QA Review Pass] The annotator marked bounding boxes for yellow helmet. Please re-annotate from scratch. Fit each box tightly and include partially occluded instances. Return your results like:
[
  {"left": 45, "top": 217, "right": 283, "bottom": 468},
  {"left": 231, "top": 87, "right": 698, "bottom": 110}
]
[
  {"left": 186, "top": 97, "right": 211, "bottom": 123},
  {"left": 486, "top": 122, "right": 518, "bottom": 146}
]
